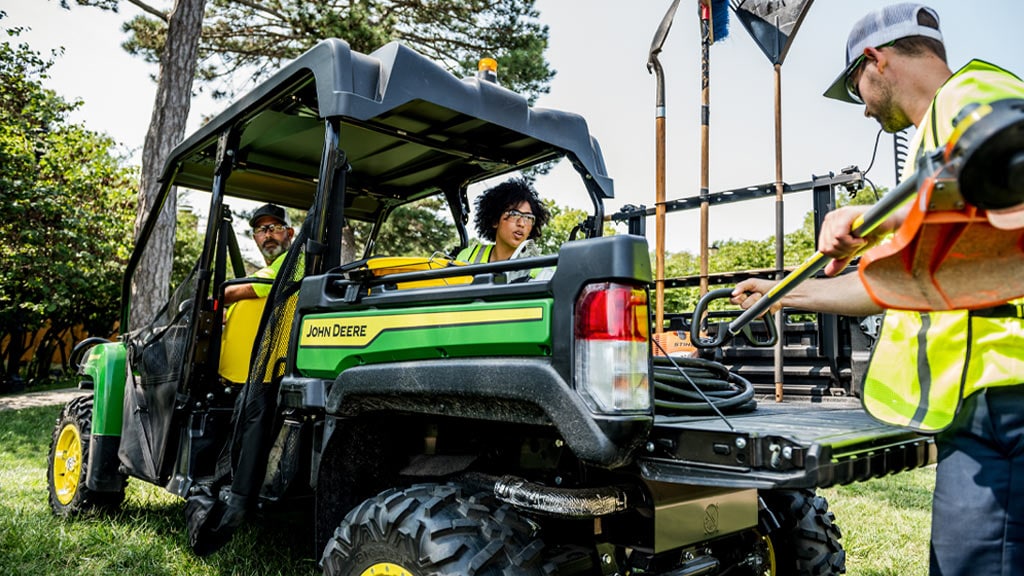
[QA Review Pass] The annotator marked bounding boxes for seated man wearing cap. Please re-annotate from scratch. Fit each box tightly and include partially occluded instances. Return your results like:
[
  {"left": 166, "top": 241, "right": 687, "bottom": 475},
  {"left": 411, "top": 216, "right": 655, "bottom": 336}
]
[{"left": 224, "top": 203, "right": 295, "bottom": 305}]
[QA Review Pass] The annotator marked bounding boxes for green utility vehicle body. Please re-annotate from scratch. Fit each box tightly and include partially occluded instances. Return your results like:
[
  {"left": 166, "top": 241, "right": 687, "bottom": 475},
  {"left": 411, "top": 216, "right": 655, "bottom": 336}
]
[
  {"left": 58, "top": 38, "right": 936, "bottom": 575},
  {"left": 80, "top": 342, "right": 125, "bottom": 437},
  {"left": 294, "top": 299, "right": 554, "bottom": 376}
]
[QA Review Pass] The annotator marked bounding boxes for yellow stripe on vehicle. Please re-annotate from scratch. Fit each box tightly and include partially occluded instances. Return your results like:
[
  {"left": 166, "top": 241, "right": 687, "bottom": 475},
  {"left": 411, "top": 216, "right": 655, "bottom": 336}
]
[{"left": 299, "top": 307, "right": 544, "bottom": 348}]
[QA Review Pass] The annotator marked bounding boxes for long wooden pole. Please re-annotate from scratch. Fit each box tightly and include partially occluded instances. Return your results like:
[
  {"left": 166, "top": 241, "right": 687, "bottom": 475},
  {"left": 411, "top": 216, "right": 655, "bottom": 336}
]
[
  {"left": 699, "top": 7, "right": 711, "bottom": 297},
  {"left": 773, "top": 63, "right": 785, "bottom": 402},
  {"left": 656, "top": 114, "right": 667, "bottom": 334},
  {"left": 647, "top": 0, "right": 680, "bottom": 336}
]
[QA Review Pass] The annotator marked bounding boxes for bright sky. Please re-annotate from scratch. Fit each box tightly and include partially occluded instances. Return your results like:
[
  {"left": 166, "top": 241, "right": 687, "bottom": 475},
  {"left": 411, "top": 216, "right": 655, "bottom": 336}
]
[{"left": 7, "top": 0, "right": 1024, "bottom": 254}]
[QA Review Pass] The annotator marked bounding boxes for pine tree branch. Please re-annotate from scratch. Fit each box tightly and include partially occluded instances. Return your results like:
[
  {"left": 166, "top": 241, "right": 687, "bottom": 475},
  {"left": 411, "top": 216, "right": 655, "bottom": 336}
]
[{"left": 122, "top": 0, "right": 169, "bottom": 22}]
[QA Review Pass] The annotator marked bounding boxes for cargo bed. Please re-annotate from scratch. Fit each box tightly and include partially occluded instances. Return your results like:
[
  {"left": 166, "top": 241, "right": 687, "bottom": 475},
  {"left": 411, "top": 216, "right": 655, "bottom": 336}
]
[{"left": 642, "top": 399, "right": 935, "bottom": 489}]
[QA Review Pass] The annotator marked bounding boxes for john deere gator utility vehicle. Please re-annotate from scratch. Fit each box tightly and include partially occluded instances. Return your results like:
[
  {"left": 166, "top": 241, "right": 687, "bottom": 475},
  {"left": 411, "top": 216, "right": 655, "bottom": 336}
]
[{"left": 49, "top": 38, "right": 935, "bottom": 575}]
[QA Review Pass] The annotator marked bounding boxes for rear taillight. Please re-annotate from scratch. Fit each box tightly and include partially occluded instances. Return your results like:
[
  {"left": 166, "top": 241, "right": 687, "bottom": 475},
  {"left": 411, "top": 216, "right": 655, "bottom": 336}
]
[{"left": 574, "top": 282, "right": 651, "bottom": 413}]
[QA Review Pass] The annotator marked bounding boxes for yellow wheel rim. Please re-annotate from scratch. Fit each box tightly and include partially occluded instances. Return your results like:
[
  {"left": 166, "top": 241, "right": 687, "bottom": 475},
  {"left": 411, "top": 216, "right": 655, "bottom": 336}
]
[
  {"left": 762, "top": 534, "right": 777, "bottom": 574},
  {"left": 359, "top": 563, "right": 413, "bottom": 576},
  {"left": 53, "top": 424, "right": 82, "bottom": 506}
]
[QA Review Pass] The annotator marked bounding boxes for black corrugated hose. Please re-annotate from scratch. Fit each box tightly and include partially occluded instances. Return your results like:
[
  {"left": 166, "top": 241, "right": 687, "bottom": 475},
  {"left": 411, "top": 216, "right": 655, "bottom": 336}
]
[{"left": 652, "top": 355, "right": 757, "bottom": 415}]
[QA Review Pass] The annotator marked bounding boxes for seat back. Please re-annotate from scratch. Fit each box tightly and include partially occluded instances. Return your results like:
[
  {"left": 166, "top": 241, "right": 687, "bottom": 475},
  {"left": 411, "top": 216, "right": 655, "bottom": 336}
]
[
  {"left": 364, "top": 256, "right": 472, "bottom": 289},
  {"left": 218, "top": 297, "right": 268, "bottom": 383}
]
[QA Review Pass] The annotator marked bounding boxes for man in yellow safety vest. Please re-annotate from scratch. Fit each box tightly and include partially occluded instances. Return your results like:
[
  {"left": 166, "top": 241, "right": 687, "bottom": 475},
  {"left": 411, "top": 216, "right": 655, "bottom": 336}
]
[
  {"left": 223, "top": 203, "right": 295, "bottom": 306},
  {"left": 731, "top": 4, "right": 1024, "bottom": 575}
]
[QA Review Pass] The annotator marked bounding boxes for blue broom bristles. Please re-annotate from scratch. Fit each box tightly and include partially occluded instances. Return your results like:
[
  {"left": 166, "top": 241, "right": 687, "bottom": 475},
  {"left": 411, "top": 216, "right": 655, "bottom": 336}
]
[{"left": 710, "top": 0, "right": 730, "bottom": 43}]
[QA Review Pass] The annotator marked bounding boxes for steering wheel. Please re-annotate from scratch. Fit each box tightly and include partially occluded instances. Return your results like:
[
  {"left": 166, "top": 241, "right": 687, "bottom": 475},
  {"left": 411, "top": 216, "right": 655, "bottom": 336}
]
[{"left": 690, "top": 288, "right": 778, "bottom": 349}]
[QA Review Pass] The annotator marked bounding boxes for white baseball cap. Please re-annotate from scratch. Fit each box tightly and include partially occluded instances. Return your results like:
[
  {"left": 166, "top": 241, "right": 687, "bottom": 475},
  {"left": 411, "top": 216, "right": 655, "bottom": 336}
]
[{"left": 824, "top": 3, "right": 943, "bottom": 103}]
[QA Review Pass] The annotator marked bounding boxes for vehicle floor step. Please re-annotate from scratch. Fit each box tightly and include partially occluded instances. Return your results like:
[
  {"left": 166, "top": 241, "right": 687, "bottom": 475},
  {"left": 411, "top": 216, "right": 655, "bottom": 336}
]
[
  {"left": 719, "top": 347, "right": 827, "bottom": 358},
  {"left": 728, "top": 364, "right": 836, "bottom": 377},
  {"left": 751, "top": 383, "right": 853, "bottom": 398}
]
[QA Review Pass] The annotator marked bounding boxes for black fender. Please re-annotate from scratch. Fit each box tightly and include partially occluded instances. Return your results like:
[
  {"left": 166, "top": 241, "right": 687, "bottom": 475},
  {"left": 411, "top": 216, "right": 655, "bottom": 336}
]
[{"left": 324, "top": 357, "right": 650, "bottom": 468}]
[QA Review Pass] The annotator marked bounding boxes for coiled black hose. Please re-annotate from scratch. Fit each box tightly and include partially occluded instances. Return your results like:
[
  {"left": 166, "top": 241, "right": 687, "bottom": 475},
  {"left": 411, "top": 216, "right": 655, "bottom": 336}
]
[{"left": 652, "top": 355, "right": 757, "bottom": 415}]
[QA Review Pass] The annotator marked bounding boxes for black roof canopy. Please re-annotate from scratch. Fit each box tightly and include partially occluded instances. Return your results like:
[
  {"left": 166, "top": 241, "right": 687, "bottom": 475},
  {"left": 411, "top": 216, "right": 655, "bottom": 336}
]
[{"left": 164, "top": 39, "right": 614, "bottom": 222}]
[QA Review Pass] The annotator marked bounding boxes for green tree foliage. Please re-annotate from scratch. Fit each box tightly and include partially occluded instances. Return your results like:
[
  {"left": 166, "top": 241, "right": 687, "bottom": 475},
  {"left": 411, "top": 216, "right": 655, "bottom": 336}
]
[
  {"left": 844, "top": 185, "right": 885, "bottom": 207},
  {"left": 373, "top": 199, "right": 459, "bottom": 257},
  {"left": 340, "top": 197, "right": 458, "bottom": 258},
  {"left": 0, "top": 24, "right": 137, "bottom": 383},
  {"left": 119, "top": 0, "right": 554, "bottom": 103},
  {"left": 536, "top": 200, "right": 588, "bottom": 254},
  {"left": 172, "top": 201, "right": 204, "bottom": 287},
  {"left": 661, "top": 238, "right": 775, "bottom": 315},
  {"left": 784, "top": 211, "right": 817, "bottom": 267},
  {"left": 710, "top": 238, "right": 776, "bottom": 272}
]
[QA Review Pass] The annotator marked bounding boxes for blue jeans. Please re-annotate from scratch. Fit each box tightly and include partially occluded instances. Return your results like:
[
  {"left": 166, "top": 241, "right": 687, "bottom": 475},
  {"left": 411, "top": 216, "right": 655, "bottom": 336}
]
[{"left": 930, "top": 385, "right": 1024, "bottom": 576}]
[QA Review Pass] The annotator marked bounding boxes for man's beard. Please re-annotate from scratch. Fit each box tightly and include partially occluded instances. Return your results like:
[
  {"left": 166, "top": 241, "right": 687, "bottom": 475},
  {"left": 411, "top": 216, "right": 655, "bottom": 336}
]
[
  {"left": 868, "top": 80, "right": 913, "bottom": 133},
  {"left": 260, "top": 240, "right": 289, "bottom": 263}
]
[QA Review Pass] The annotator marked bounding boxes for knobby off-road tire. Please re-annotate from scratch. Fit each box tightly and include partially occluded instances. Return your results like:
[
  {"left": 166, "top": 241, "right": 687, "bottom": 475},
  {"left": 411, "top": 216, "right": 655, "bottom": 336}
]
[
  {"left": 761, "top": 489, "right": 846, "bottom": 575},
  {"left": 321, "top": 483, "right": 555, "bottom": 576},
  {"left": 47, "top": 395, "right": 125, "bottom": 516}
]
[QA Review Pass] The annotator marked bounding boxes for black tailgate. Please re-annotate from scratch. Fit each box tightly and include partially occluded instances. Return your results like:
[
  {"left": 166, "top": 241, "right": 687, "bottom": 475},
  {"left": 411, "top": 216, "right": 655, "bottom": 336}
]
[{"left": 641, "top": 401, "right": 935, "bottom": 489}]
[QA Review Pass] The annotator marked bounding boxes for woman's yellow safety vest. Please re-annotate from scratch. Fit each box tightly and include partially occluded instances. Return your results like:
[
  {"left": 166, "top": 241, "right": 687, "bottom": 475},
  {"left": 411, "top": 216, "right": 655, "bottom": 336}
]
[
  {"left": 862, "top": 60, "right": 1024, "bottom": 433},
  {"left": 456, "top": 243, "right": 493, "bottom": 264}
]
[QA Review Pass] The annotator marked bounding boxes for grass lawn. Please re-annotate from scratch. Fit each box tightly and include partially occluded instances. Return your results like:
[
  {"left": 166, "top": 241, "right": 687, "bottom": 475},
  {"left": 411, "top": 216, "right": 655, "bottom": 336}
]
[
  {"left": 821, "top": 468, "right": 933, "bottom": 575},
  {"left": 0, "top": 402, "right": 933, "bottom": 575},
  {"left": 0, "top": 403, "right": 319, "bottom": 576}
]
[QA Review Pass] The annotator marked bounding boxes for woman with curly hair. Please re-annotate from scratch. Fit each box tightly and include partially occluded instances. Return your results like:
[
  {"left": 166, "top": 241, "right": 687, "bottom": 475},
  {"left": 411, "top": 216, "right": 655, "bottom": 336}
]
[{"left": 456, "top": 178, "right": 550, "bottom": 263}]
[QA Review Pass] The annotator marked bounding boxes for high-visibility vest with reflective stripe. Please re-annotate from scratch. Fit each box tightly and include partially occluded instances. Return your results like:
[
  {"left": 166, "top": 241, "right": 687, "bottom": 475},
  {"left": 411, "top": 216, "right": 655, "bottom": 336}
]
[
  {"left": 861, "top": 60, "right": 1024, "bottom": 432},
  {"left": 456, "top": 243, "right": 493, "bottom": 264}
]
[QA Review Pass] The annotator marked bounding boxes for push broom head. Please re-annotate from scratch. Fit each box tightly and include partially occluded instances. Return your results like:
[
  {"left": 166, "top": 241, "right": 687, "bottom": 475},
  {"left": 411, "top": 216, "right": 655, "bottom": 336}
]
[{"left": 700, "top": 0, "right": 730, "bottom": 44}]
